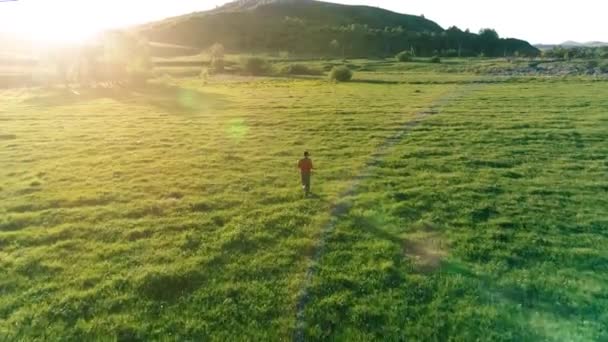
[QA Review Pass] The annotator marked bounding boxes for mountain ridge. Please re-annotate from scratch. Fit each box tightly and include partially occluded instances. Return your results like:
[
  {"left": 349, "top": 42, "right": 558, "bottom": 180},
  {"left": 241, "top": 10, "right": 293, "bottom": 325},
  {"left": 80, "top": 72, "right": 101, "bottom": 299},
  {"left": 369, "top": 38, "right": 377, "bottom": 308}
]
[
  {"left": 141, "top": 0, "right": 539, "bottom": 57},
  {"left": 213, "top": 0, "right": 316, "bottom": 12},
  {"left": 150, "top": 0, "right": 444, "bottom": 33},
  {"left": 536, "top": 41, "right": 608, "bottom": 49},
  {"left": 561, "top": 41, "right": 608, "bottom": 47}
]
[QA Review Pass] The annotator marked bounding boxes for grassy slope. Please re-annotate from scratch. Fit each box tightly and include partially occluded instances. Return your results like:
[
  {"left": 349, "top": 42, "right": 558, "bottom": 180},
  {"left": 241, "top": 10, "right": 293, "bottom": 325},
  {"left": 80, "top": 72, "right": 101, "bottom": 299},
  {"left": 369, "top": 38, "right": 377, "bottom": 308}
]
[
  {"left": 303, "top": 80, "right": 608, "bottom": 340},
  {"left": 0, "top": 76, "right": 452, "bottom": 339},
  {"left": 1, "top": 66, "right": 607, "bottom": 340}
]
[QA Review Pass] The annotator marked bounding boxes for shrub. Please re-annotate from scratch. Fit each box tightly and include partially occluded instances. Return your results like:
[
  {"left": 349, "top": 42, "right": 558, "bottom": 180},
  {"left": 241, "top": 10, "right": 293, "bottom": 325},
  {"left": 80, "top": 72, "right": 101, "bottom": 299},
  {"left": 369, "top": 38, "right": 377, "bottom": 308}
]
[
  {"left": 445, "top": 49, "right": 459, "bottom": 57},
  {"left": 210, "top": 59, "right": 225, "bottom": 74},
  {"left": 199, "top": 68, "right": 209, "bottom": 81},
  {"left": 329, "top": 66, "right": 353, "bottom": 82},
  {"left": 346, "top": 63, "right": 360, "bottom": 70},
  {"left": 280, "top": 64, "right": 322, "bottom": 76},
  {"left": 586, "top": 60, "right": 599, "bottom": 69},
  {"left": 209, "top": 43, "right": 225, "bottom": 60},
  {"left": 430, "top": 55, "right": 441, "bottom": 63},
  {"left": 396, "top": 51, "right": 413, "bottom": 62},
  {"left": 242, "top": 57, "right": 271, "bottom": 76},
  {"left": 322, "top": 64, "right": 335, "bottom": 72},
  {"left": 600, "top": 62, "right": 608, "bottom": 73}
]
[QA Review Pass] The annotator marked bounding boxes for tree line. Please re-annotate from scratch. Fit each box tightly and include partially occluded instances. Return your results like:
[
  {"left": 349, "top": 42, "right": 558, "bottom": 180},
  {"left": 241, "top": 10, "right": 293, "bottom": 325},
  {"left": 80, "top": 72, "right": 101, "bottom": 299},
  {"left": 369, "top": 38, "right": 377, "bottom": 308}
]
[
  {"left": 275, "top": 24, "right": 540, "bottom": 57},
  {"left": 145, "top": 16, "right": 539, "bottom": 58},
  {"left": 43, "top": 31, "right": 152, "bottom": 87}
]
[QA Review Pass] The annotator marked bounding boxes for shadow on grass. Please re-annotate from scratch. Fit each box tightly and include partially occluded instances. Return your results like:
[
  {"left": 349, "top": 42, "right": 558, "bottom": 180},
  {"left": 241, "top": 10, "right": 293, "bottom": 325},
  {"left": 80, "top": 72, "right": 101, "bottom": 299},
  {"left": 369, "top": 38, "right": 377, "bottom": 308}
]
[
  {"left": 350, "top": 79, "right": 403, "bottom": 85},
  {"left": 272, "top": 75, "right": 326, "bottom": 82},
  {"left": 349, "top": 78, "right": 526, "bottom": 85},
  {"left": 333, "top": 208, "right": 607, "bottom": 339},
  {"left": 302, "top": 215, "right": 554, "bottom": 340},
  {"left": 442, "top": 258, "right": 607, "bottom": 337},
  {"left": 23, "top": 83, "right": 231, "bottom": 115}
]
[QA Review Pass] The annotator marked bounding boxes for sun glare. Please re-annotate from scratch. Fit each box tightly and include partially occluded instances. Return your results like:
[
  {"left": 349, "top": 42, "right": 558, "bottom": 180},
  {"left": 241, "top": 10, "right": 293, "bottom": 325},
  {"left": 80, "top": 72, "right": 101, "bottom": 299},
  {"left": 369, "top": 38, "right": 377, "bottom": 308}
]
[
  {"left": 0, "top": 0, "right": 218, "bottom": 45},
  {"left": 0, "top": 0, "right": 139, "bottom": 44},
  {"left": 20, "top": 21, "right": 99, "bottom": 44}
]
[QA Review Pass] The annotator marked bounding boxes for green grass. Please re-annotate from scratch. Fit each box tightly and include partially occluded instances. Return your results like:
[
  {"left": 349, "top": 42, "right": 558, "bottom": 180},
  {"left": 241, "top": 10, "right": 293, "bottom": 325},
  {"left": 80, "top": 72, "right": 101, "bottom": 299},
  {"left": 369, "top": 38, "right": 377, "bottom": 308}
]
[
  {"left": 302, "top": 80, "right": 608, "bottom": 340},
  {"left": 1, "top": 63, "right": 607, "bottom": 340}
]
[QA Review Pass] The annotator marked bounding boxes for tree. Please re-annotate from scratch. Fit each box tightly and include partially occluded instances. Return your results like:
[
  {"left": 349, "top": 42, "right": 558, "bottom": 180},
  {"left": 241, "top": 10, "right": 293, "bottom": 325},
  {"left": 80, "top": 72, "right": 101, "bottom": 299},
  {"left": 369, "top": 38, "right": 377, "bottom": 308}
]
[
  {"left": 209, "top": 43, "right": 225, "bottom": 73},
  {"left": 103, "top": 31, "right": 152, "bottom": 84},
  {"left": 76, "top": 44, "right": 104, "bottom": 86},
  {"left": 446, "top": 26, "right": 464, "bottom": 57},
  {"left": 478, "top": 28, "right": 500, "bottom": 56},
  {"left": 479, "top": 28, "right": 499, "bottom": 40},
  {"left": 46, "top": 47, "right": 79, "bottom": 87},
  {"left": 210, "top": 43, "right": 225, "bottom": 60},
  {"left": 329, "top": 39, "right": 340, "bottom": 57},
  {"left": 53, "top": 53, "right": 71, "bottom": 87}
]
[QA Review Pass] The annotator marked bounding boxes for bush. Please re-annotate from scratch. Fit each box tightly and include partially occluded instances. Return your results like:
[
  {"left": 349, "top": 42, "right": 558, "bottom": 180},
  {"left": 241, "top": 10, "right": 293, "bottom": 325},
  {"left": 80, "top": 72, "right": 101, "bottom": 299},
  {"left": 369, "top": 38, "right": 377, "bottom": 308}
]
[
  {"left": 586, "top": 60, "right": 599, "bottom": 69},
  {"left": 242, "top": 57, "right": 271, "bottom": 76},
  {"left": 209, "top": 43, "right": 225, "bottom": 60},
  {"left": 199, "top": 68, "right": 209, "bottom": 81},
  {"left": 600, "top": 63, "right": 608, "bottom": 73},
  {"left": 396, "top": 51, "right": 413, "bottom": 62},
  {"left": 445, "top": 49, "right": 459, "bottom": 57},
  {"left": 328, "top": 66, "right": 353, "bottom": 82},
  {"left": 210, "top": 59, "right": 225, "bottom": 74},
  {"left": 280, "top": 64, "right": 322, "bottom": 76},
  {"left": 430, "top": 56, "right": 441, "bottom": 63}
]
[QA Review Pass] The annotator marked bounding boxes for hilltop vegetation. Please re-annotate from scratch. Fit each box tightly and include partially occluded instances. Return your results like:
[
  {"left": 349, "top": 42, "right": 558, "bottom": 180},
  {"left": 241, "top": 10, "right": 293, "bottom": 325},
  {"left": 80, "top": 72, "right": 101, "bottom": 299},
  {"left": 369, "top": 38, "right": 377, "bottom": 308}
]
[
  {"left": 140, "top": 0, "right": 539, "bottom": 58},
  {"left": 541, "top": 45, "right": 608, "bottom": 59},
  {"left": 536, "top": 41, "right": 608, "bottom": 49}
]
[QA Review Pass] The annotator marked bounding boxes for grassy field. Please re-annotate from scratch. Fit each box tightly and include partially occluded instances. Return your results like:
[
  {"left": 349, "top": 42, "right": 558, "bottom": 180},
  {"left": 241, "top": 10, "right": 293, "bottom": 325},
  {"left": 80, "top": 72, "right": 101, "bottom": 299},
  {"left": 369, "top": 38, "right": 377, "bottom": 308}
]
[{"left": 1, "top": 62, "right": 607, "bottom": 340}]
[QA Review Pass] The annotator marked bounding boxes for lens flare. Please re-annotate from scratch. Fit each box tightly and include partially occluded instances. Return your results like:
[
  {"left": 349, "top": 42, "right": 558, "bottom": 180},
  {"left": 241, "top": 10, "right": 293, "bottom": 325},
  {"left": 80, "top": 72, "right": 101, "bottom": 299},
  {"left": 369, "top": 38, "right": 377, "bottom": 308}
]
[{"left": 226, "top": 119, "right": 249, "bottom": 141}]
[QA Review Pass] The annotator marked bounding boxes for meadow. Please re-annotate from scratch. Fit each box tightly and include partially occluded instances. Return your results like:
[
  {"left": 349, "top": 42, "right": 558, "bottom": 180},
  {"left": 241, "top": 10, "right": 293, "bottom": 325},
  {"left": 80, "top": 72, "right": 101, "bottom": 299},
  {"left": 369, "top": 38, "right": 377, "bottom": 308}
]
[{"left": 1, "top": 60, "right": 607, "bottom": 340}]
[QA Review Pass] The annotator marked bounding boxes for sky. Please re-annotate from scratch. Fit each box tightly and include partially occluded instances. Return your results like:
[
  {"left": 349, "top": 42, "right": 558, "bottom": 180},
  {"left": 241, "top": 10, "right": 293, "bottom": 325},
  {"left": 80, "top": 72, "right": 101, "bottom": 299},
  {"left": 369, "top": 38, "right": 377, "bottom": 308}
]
[{"left": 0, "top": 0, "right": 605, "bottom": 44}]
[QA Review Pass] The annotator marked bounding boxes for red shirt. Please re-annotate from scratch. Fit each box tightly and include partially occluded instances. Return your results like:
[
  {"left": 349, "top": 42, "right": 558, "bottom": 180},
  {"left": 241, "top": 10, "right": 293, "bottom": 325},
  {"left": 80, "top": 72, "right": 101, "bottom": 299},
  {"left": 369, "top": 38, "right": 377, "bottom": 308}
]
[{"left": 298, "top": 158, "right": 313, "bottom": 173}]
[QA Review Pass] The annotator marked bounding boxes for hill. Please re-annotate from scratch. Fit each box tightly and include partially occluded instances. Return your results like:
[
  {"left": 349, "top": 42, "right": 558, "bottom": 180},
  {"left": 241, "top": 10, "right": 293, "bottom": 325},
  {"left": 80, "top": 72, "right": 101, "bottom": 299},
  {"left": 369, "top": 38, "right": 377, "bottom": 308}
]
[
  {"left": 210, "top": 0, "right": 442, "bottom": 31},
  {"left": 140, "top": 0, "right": 539, "bottom": 57},
  {"left": 561, "top": 41, "right": 608, "bottom": 47},
  {"left": 536, "top": 41, "right": 608, "bottom": 50}
]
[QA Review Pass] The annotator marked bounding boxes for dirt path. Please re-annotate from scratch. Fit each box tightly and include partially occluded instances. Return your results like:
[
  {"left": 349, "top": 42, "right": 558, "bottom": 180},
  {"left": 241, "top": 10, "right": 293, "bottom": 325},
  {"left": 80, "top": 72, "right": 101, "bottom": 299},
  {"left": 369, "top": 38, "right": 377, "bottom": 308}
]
[{"left": 292, "top": 82, "right": 485, "bottom": 341}]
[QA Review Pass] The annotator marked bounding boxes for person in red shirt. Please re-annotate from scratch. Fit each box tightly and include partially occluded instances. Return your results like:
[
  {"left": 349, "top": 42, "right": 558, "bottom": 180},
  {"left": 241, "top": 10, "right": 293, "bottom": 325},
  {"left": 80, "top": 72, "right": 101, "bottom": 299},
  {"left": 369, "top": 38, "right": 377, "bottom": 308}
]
[{"left": 297, "top": 151, "right": 314, "bottom": 196}]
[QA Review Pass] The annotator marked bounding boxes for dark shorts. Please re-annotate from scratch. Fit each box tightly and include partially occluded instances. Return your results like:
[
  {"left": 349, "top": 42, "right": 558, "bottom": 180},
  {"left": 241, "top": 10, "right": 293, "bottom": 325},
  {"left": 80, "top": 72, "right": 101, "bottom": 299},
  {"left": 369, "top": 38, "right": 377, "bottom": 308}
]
[{"left": 301, "top": 172, "right": 311, "bottom": 192}]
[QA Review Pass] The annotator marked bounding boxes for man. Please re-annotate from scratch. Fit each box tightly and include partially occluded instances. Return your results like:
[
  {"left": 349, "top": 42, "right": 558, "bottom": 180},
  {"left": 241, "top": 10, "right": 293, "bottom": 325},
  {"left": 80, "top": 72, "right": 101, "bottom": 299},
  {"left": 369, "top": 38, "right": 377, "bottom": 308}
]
[{"left": 297, "top": 151, "right": 314, "bottom": 196}]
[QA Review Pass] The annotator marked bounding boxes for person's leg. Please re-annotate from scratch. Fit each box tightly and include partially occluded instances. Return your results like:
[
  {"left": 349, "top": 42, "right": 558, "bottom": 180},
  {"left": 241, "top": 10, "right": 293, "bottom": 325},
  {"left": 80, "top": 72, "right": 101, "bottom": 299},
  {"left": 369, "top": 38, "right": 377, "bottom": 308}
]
[
  {"left": 302, "top": 173, "right": 311, "bottom": 195},
  {"left": 304, "top": 173, "right": 311, "bottom": 195}
]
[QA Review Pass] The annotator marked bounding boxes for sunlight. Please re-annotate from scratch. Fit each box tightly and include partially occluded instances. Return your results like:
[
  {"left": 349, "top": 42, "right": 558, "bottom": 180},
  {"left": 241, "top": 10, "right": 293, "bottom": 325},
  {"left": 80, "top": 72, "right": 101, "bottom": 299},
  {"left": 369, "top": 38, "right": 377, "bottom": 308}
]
[
  {"left": 0, "top": 0, "right": 215, "bottom": 44},
  {"left": 20, "top": 21, "right": 98, "bottom": 44},
  {"left": 0, "top": 1, "right": 101, "bottom": 43}
]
